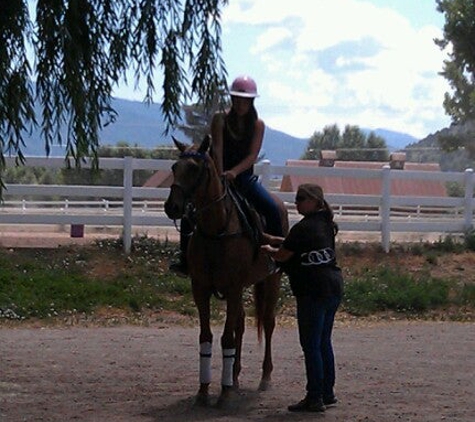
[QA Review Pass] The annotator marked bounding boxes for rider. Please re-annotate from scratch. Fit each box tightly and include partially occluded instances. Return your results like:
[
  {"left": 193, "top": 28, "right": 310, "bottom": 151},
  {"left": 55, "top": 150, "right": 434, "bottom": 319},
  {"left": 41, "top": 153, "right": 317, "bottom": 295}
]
[{"left": 169, "top": 75, "right": 283, "bottom": 276}]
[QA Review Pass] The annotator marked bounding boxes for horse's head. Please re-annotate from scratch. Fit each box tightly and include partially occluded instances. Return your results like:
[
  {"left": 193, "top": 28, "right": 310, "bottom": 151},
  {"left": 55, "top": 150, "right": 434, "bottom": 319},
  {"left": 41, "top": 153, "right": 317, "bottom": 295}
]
[{"left": 164, "top": 135, "right": 212, "bottom": 219}]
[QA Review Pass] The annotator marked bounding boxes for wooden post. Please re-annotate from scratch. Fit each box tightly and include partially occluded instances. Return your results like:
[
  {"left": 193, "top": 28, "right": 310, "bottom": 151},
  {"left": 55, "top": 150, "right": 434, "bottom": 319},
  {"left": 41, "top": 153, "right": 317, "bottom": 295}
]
[
  {"left": 260, "top": 159, "right": 271, "bottom": 189},
  {"left": 123, "top": 156, "right": 133, "bottom": 254},
  {"left": 464, "top": 168, "right": 474, "bottom": 232},
  {"left": 381, "top": 165, "right": 391, "bottom": 252}
]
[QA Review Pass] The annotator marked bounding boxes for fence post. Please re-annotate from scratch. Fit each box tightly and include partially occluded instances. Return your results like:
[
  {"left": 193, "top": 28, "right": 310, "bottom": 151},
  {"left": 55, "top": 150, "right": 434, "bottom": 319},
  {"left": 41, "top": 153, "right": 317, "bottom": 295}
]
[
  {"left": 260, "top": 160, "right": 271, "bottom": 189},
  {"left": 464, "top": 168, "right": 474, "bottom": 231},
  {"left": 123, "top": 156, "right": 133, "bottom": 254},
  {"left": 381, "top": 165, "right": 391, "bottom": 252}
]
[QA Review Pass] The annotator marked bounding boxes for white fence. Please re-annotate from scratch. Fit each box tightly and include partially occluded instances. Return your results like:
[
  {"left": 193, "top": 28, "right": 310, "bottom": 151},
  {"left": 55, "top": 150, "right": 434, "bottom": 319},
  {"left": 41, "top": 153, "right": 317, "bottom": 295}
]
[{"left": 1, "top": 156, "right": 474, "bottom": 253}]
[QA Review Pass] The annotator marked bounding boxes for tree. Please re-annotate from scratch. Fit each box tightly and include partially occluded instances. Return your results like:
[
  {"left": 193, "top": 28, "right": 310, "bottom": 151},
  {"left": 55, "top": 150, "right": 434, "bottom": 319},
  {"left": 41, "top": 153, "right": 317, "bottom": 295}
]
[
  {"left": 302, "top": 124, "right": 340, "bottom": 160},
  {"left": 302, "top": 124, "right": 389, "bottom": 162},
  {"left": 435, "top": 0, "right": 475, "bottom": 156},
  {"left": 340, "top": 125, "right": 367, "bottom": 160},
  {"left": 178, "top": 96, "right": 225, "bottom": 144},
  {"left": 0, "top": 0, "right": 228, "bottom": 179}
]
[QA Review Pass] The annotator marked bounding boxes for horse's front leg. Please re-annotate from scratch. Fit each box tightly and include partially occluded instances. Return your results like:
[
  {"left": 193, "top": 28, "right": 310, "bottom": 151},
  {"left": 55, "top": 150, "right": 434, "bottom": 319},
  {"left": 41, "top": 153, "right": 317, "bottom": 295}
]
[
  {"left": 193, "top": 284, "right": 213, "bottom": 406},
  {"left": 217, "top": 292, "right": 243, "bottom": 407},
  {"left": 233, "top": 301, "right": 245, "bottom": 389}
]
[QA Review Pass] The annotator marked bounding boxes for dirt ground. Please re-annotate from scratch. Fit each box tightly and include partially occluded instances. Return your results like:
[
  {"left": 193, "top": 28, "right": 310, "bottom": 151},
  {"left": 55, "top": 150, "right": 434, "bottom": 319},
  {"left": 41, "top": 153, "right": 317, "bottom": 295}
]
[
  {"left": 1, "top": 321, "right": 474, "bottom": 422},
  {"left": 0, "top": 225, "right": 448, "bottom": 249},
  {"left": 1, "top": 228, "right": 474, "bottom": 421}
]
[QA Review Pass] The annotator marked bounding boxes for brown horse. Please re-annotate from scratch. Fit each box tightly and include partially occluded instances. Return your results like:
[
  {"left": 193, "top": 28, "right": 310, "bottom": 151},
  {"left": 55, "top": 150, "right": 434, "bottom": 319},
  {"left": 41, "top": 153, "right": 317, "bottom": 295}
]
[{"left": 164, "top": 135, "right": 289, "bottom": 407}]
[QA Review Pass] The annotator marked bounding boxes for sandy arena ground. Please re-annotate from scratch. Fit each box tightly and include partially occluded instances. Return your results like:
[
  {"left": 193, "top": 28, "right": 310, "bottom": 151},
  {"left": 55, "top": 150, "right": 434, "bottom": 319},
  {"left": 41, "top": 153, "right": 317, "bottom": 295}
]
[
  {"left": 1, "top": 226, "right": 473, "bottom": 421},
  {"left": 0, "top": 321, "right": 473, "bottom": 422}
]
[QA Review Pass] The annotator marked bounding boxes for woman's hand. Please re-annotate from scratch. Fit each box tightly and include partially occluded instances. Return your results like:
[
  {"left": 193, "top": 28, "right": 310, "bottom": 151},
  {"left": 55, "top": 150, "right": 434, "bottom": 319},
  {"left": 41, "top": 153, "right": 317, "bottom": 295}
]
[
  {"left": 261, "top": 244, "right": 294, "bottom": 262},
  {"left": 261, "top": 232, "right": 284, "bottom": 246},
  {"left": 260, "top": 244, "right": 277, "bottom": 254},
  {"left": 223, "top": 169, "right": 237, "bottom": 181}
]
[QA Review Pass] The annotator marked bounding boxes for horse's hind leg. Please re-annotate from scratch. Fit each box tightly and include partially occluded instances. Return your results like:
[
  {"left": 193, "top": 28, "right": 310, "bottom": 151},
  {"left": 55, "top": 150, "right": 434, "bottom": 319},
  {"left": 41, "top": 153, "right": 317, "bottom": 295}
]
[
  {"left": 259, "top": 273, "right": 280, "bottom": 391},
  {"left": 193, "top": 285, "right": 213, "bottom": 406}
]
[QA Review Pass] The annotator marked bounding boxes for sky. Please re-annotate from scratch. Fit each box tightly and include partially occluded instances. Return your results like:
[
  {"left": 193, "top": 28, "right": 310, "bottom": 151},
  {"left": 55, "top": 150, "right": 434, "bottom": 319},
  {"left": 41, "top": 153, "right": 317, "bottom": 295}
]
[
  {"left": 221, "top": 0, "right": 453, "bottom": 139},
  {"left": 115, "top": 0, "right": 452, "bottom": 140},
  {"left": 21, "top": 0, "right": 439, "bottom": 142}
]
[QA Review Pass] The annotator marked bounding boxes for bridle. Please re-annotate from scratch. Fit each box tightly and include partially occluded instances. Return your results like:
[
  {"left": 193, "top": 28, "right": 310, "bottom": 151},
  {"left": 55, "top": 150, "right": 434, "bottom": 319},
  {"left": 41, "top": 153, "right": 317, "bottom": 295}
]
[{"left": 170, "top": 150, "right": 228, "bottom": 217}]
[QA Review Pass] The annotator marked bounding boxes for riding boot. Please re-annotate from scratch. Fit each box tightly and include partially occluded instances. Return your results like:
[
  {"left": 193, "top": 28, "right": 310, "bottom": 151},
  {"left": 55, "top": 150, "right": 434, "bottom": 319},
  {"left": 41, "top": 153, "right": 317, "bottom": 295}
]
[
  {"left": 169, "top": 219, "right": 192, "bottom": 277},
  {"left": 169, "top": 251, "right": 188, "bottom": 277}
]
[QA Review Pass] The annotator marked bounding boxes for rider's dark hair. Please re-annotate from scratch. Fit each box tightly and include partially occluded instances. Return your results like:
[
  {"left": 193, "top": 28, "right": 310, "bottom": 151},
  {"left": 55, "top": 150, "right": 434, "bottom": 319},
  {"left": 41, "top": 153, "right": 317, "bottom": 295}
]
[{"left": 226, "top": 101, "right": 258, "bottom": 140}]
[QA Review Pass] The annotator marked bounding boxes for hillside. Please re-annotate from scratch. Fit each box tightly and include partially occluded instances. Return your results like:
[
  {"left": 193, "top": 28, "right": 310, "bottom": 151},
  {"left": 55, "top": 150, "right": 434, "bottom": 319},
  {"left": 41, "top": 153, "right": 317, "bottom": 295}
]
[
  {"left": 16, "top": 97, "right": 442, "bottom": 165},
  {"left": 18, "top": 98, "right": 309, "bottom": 165},
  {"left": 407, "top": 121, "right": 475, "bottom": 171}
]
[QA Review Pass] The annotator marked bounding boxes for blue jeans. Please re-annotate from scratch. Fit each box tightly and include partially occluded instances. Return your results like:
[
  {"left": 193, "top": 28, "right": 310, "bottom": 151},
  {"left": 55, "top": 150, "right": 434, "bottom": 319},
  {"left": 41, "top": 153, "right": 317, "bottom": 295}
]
[
  {"left": 236, "top": 173, "right": 283, "bottom": 236},
  {"left": 295, "top": 294, "right": 341, "bottom": 400}
]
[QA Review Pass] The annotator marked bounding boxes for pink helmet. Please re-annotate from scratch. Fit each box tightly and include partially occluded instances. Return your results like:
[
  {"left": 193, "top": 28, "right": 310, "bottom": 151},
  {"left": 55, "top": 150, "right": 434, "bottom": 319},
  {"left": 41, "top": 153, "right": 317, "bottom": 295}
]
[{"left": 229, "top": 75, "right": 259, "bottom": 98}]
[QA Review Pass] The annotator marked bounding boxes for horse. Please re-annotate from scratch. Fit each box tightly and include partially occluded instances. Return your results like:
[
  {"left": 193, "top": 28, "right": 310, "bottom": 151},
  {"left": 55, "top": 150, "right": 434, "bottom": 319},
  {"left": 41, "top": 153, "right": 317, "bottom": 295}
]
[{"left": 164, "top": 135, "right": 289, "bottom": 407}]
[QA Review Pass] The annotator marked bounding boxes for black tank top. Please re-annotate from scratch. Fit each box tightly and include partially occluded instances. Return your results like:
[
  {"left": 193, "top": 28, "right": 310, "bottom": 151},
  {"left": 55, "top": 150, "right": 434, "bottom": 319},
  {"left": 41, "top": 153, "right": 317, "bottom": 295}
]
[{"left": 222, "top": 119, "right": 254, "bottom": 178}]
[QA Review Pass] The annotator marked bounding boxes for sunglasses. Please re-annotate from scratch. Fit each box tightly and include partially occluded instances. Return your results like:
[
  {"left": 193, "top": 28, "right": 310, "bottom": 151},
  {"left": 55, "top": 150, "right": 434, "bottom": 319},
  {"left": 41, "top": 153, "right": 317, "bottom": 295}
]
[{"left": 295, "top": 194, "right": 312, "bottom": 202}]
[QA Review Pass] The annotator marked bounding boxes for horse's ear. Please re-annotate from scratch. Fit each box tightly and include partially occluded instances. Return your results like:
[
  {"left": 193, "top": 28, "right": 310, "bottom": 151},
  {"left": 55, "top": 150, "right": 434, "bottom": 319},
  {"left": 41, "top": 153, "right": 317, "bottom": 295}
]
[
  {"left": 172, "top": 136, "right": 188, "bottom": 153},
  {"left": 198, "top": 135, "right": 211, "bottom": 154}
]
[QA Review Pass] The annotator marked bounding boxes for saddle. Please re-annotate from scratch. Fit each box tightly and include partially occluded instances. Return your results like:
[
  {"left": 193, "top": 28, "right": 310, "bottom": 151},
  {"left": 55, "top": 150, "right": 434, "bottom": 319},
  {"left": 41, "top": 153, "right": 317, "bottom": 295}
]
[
  {"left": 182, "top": 180, "right": 268, "bottom": 260},
  {"left": 226, "top": 182, "right": 263, "bottom": 256}
]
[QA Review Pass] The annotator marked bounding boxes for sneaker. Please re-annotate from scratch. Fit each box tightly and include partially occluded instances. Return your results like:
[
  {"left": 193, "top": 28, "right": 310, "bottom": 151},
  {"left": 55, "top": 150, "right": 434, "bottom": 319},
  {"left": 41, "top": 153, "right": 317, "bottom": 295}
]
[
  {"left": 169, "top": 260, "right": 188, "bottom": 277},
  {"left": 323, "top": 395, "right": 338, "bottom": 406},
  {"left": 288, "top": 397, "right": 325, "bottom": 412}
]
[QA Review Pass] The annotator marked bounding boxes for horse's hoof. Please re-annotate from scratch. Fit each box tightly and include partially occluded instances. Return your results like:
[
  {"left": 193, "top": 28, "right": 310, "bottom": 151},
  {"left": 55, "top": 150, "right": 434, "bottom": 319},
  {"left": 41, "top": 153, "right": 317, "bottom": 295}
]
[
  {"left": 194, "top": 393, "right": 210, "bottom": 407},
  {"left": 258, "top": 379, "right": 272, "bottom": 391},
  {"left": 215, "top": 386, "right": 235, "bottom": 408}
]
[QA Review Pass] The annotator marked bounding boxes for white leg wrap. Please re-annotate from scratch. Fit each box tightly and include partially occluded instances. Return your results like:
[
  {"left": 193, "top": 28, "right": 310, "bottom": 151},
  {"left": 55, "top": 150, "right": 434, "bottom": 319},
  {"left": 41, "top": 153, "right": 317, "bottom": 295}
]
[
  {"left": 199, "top": 342, "right": 212, "bottom": 384},
  {"left": 221, "top": 348, "right": 236, "bottom": 387}
]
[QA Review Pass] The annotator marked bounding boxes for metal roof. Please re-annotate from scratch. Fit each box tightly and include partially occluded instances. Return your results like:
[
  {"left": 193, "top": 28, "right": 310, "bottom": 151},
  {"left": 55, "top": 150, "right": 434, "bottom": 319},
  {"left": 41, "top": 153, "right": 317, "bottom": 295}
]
[{"left": 280, "top": 160, "right": 447, "bottom": 197}]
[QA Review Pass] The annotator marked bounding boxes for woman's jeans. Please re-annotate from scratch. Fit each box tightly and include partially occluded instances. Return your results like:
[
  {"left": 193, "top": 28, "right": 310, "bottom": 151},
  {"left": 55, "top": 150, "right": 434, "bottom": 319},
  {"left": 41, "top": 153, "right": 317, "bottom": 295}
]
[
  {"left": 178, "top": 173, "right": 283, "bottom": 257},
  {"left": 296, "top": 294, "right": 341, "bottom": 400},
  {"left": 236, "top": 173, "right": 283, "bottom": 236}
]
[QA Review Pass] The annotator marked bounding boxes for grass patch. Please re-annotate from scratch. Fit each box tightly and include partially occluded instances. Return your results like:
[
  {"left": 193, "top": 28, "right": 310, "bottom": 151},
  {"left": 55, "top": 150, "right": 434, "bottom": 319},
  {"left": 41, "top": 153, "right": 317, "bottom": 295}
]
[
  {"left": 343, "top": 266, "right": 455, "bottom": 316},
  {"left": 0, "top": 236, "right": 190, "bottom": 320},
  {"left": 0, "top": 236, "right": 474, "bottom": 323}
]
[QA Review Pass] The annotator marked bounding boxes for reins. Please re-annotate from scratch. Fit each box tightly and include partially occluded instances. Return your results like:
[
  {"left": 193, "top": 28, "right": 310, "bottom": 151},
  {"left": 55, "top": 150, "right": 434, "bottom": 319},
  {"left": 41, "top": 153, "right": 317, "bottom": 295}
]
[{"left": 170, "top": 151, "right": 240, "bottom": 238}]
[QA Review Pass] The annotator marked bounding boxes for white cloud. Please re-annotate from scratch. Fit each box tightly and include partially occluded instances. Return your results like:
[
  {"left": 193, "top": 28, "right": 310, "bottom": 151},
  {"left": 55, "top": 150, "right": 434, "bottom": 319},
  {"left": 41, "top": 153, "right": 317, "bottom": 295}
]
[
  {"left": 221, "top": 0, "right": 452, "bottom": 139},
  {"left": 252, "top": 27, "right": 293, "bottom": 54}
]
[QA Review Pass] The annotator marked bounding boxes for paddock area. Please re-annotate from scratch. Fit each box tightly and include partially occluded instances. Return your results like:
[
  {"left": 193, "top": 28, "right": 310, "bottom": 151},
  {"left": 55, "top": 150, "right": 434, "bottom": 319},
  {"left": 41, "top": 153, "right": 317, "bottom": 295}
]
[{"left": 0, "top": 321, "right": 473, "bottom": 421}]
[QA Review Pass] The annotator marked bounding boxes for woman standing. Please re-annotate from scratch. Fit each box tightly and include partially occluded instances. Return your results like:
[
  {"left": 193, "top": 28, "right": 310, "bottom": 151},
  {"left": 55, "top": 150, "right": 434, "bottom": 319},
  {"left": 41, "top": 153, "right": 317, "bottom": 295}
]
[
  {"left": 261, "top": 183, "right": 344, "bottom": 412},
  {"left": 170, "top": 75, "right": 283, "bottom": 275}
]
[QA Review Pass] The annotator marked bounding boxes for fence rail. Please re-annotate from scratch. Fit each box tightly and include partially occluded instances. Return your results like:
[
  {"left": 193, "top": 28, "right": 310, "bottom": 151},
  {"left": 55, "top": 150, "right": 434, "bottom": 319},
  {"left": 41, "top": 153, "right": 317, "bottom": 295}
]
[{"left": 1, "top": 156, "right": 474, "bottom": 253}]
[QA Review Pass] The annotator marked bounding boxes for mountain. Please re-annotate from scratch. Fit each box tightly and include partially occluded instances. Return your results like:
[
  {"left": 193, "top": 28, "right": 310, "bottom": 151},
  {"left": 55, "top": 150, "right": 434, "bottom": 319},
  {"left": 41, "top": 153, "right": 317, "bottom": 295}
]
[
  {"left": 261, "top": 129, "right": 308, "bottom": 165},
  {"left": 363, "top": 128, "right": 419, "bottom": 150},
  {"left": 17, "top": 97, "right": 419, "bottom": 163},
  {"left": 18, "top": 97, "right": 309, "bottom": 164},
  {"left": 20, "top": 98, "right": 186, "bottom": 157},
  {"left": 405, "top": 121, "right": 475, "bottom": 171}
]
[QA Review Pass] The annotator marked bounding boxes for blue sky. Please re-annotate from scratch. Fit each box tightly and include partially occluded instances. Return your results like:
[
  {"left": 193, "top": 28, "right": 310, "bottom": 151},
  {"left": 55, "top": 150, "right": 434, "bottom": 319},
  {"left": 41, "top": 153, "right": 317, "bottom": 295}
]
[
  {"left": 84, "top": 1, "right": 452, "bottom": 140},
  {"left": 216, "top": 0, "right": 452, "bottom": 139}
]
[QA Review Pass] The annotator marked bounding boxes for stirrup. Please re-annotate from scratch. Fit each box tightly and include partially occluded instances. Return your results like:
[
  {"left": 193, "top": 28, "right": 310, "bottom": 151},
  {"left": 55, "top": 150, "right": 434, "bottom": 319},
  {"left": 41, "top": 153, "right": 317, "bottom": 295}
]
[{"left": 169, "top": 260, "right": 189, "bottom": 277}]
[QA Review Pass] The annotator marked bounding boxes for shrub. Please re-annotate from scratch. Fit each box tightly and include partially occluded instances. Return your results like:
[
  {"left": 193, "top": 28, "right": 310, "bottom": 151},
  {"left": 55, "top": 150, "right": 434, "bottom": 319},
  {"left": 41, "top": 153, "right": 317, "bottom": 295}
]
[
  {"left": 343, "top": 267, "right": 450, "bottom": 316},
  {"left": 464, "top": 228, "right": 475, "bottom": 251}
]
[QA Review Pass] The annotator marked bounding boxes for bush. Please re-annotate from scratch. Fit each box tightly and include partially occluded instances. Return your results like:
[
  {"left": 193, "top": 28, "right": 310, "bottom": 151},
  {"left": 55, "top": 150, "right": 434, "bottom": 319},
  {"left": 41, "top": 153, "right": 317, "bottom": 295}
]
[
  {"left": 464, "top": 228, "right": 475, "bottom": 251},
  {"left": 343, "top": 267, "right": 450, "bottom": 316}
]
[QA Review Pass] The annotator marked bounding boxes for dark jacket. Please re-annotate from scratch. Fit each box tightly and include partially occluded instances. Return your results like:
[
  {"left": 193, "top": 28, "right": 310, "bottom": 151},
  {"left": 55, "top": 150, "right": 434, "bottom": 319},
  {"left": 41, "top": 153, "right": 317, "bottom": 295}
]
[{"left": 282, "top": 211, "right": 344, "bottom": 298}]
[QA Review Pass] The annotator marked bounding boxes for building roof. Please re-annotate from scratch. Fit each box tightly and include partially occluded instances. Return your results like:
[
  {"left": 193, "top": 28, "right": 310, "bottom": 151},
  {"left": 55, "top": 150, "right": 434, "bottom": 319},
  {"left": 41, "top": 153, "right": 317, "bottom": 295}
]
[
  {"left": 142, "top": 170, "right": 173, "bottom": 188},
  {"left": 280, "top": 159, "right": 447, "bottom": 197}
]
